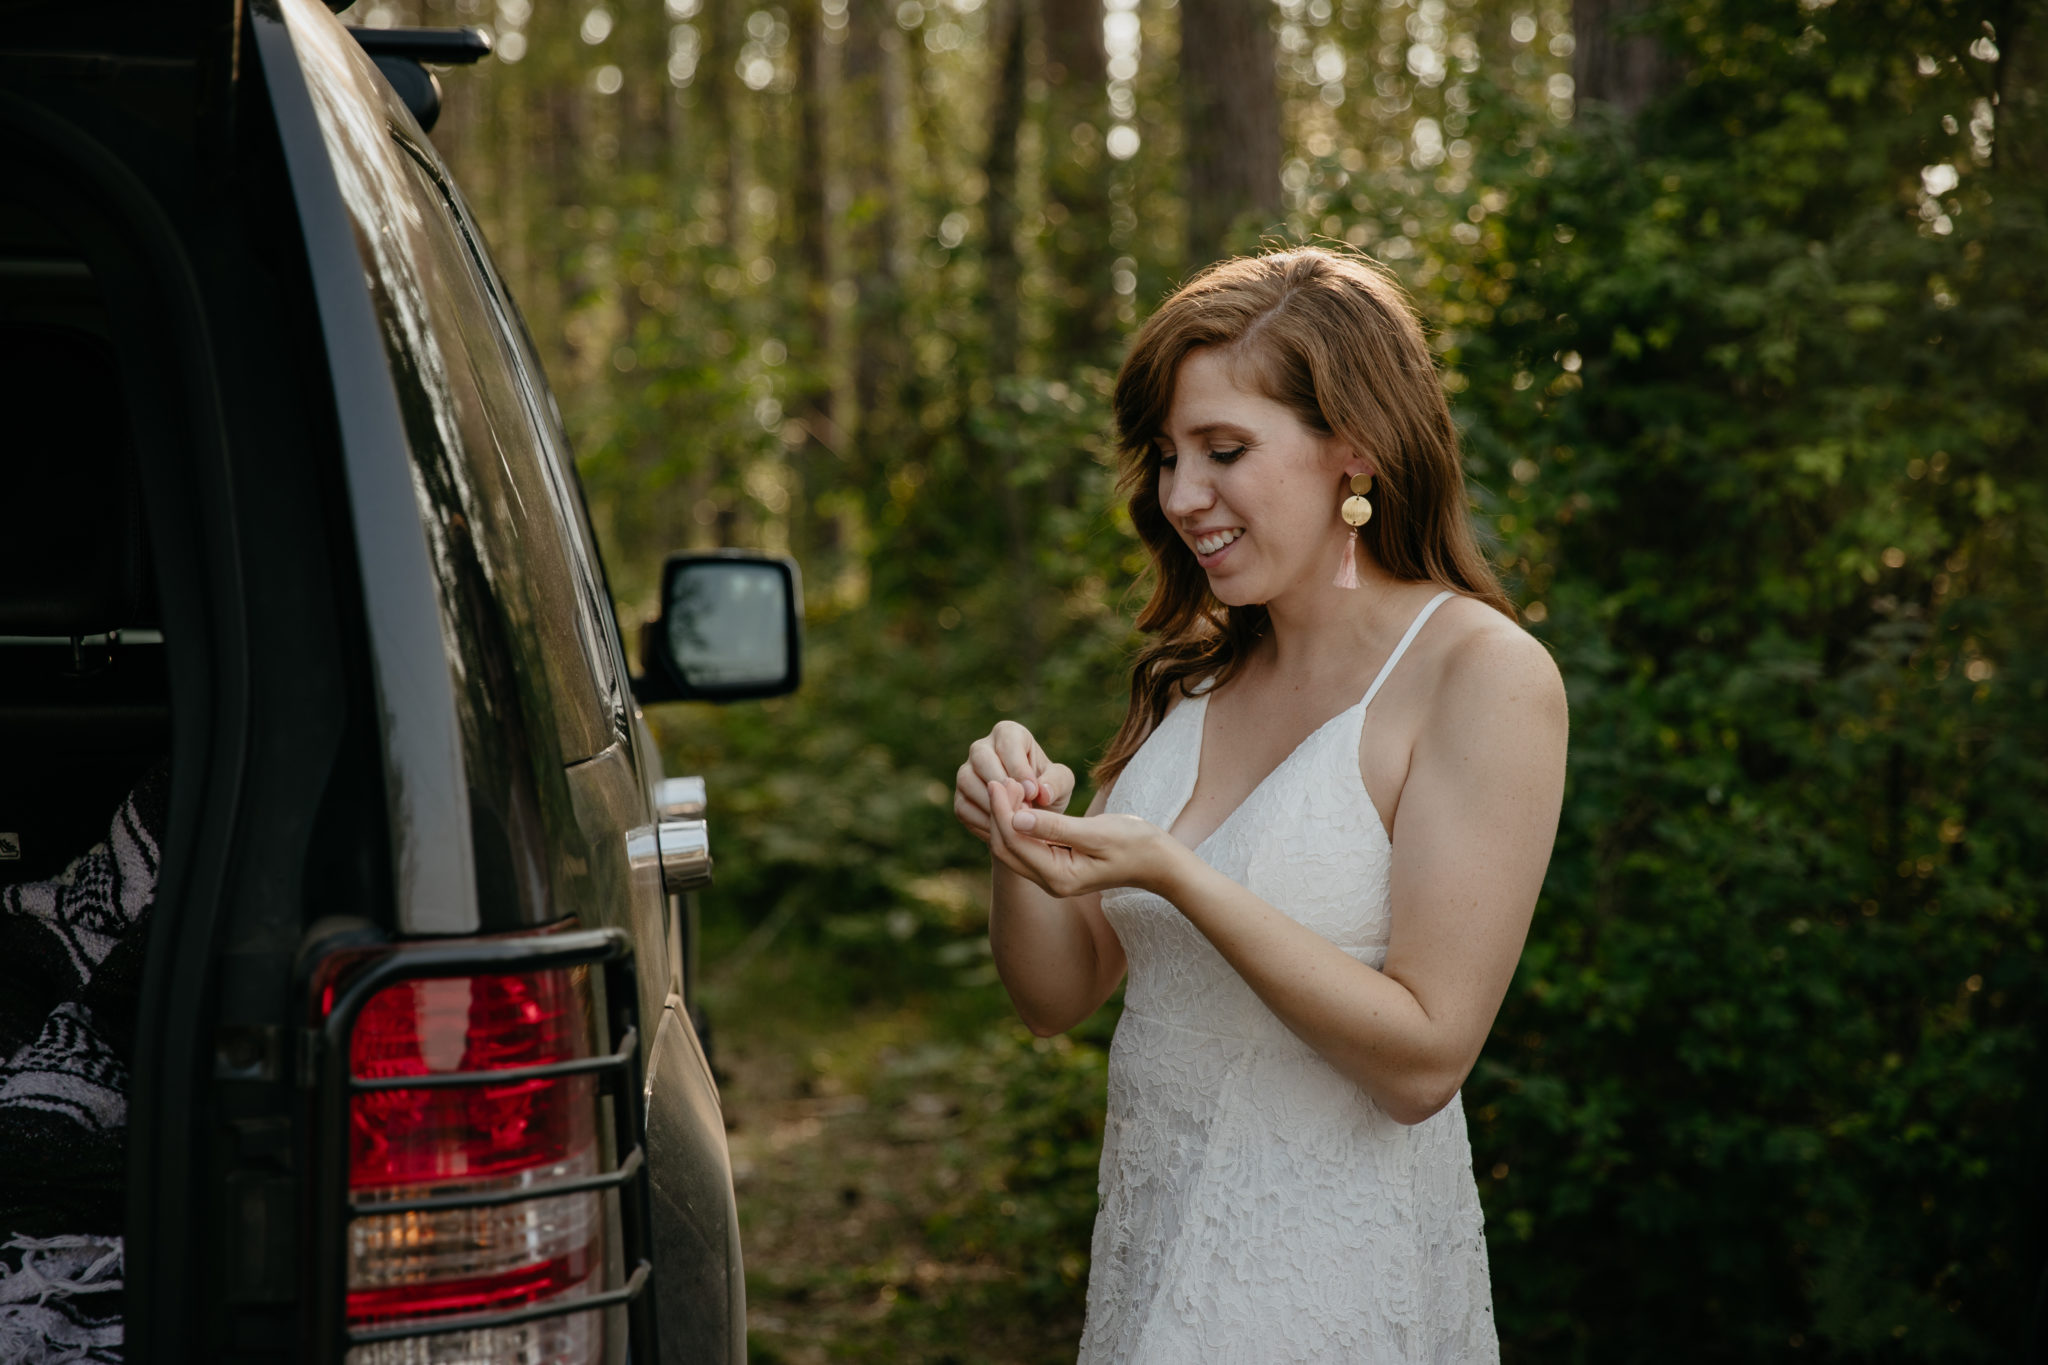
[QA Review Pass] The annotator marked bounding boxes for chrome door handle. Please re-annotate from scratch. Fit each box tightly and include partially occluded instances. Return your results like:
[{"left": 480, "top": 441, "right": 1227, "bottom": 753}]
[
  {"left": 655, "top": 819, "right": 713, "bottom": 893},
  {"left": 653, "top": 775, "right": 706, "bottom": 820},
  {"left": 626, "top": 819, "right": 714, "bottom": 894}
]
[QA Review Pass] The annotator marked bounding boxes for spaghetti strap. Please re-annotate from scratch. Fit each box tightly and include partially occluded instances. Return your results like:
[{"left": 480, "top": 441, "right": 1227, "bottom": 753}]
[{"left": 1358, "top": 590, "right": 1456, "bottom": 714}]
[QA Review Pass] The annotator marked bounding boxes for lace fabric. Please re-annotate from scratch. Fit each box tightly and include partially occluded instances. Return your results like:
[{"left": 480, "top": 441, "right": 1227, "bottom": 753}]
[{"left": 1081, "top": 592, "right": 1497, "bottom": 1363}]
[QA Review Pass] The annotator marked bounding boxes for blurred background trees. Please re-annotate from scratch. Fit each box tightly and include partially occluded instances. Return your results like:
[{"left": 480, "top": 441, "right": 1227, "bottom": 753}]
[{"left": 361, "top": 0, "right": 2043, "bottom": 1356}]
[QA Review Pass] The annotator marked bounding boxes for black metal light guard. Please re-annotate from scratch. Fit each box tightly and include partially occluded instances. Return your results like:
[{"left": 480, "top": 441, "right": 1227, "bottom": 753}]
[{"left": 307, "top": 927, "right": 661, "bottom": 1362}]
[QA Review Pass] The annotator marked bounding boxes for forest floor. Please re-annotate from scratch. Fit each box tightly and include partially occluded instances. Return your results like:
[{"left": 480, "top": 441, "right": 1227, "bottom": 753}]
[{"left": 701, "top": 929, "right": 1090, "bottom": 1365}]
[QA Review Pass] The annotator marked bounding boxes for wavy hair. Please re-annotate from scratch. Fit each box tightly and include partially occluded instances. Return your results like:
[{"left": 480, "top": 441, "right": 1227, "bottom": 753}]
[{"left": 1094, "top": 246, "right": 1512, "bottom": 789}]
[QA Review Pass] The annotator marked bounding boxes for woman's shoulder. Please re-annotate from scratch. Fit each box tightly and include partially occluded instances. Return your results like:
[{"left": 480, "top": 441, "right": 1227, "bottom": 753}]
[{"left": 1418, "top": 592, "right": 1566, "bottom": 729}]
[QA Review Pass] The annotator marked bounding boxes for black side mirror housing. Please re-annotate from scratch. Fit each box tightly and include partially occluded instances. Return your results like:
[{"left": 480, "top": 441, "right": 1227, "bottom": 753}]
[{"left": 632, "top": 551, "right": 802, "bottom": 704}]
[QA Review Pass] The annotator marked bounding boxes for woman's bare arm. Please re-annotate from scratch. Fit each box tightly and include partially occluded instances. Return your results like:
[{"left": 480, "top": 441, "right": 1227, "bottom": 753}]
[
  {"left": 956, "top": 721, "right": 1126, "bottom": 1036},
  {"left": 989, "top": 785, "right": 1126, "bottom": 1036},
  {"left": 994, "top": 627, "right": 1565, "bottom": 1120}
]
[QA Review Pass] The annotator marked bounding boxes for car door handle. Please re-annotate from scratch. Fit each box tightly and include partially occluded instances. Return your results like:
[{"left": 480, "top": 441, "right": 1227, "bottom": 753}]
[
  {"left": 626, "top": 819, "right": 714, "bottom": 893},
  {"left": 653, "top": 775, "right": 706, "bottom": 820},
  {"left": 656, "top": 819, "right": 712, "bottom": 892}
]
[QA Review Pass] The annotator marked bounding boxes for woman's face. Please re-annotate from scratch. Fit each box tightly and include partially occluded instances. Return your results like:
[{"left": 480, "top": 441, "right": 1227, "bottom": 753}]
[{"left": 1155, "top": 347, "right": 1356, "bottom": 606}]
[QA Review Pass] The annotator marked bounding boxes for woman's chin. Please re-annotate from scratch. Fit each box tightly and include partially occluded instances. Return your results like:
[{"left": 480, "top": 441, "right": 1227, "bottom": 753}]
[
  {"left": 1208, "top": 560, "right": 1337, "bottom": 609},
  {"left": 1203, "top": 572, "right": 1266, "bottom": 608}
]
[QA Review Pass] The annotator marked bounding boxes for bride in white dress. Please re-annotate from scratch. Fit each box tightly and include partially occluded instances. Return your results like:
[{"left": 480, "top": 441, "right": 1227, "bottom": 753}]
[{"left": 953, "top": 247, "right": 1567, "bottom": 1363}]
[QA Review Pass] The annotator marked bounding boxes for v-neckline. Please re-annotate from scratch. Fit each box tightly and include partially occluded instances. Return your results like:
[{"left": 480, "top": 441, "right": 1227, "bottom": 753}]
[
  {"left": 1156, "top": 589, "right": 1456, "bottom": 855},
  {"left": 1163, "top": 689, "right": 1366, "bottom": 854}
]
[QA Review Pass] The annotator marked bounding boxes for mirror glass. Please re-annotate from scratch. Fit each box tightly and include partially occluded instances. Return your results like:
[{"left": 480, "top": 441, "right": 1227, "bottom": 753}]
[{"left": 664, "top": 561, "right": 789, "bottom": 688}]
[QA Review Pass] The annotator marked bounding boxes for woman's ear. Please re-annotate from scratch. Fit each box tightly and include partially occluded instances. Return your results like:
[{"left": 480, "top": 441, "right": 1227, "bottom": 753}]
[{"left": 1332, "top": 439, "right": 1373, "bottom": 481}]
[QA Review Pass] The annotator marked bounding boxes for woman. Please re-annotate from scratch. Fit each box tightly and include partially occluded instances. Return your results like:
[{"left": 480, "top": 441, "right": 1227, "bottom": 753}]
[{"left": 953, "top": 246, "right": 1566, "bottom": 1362}]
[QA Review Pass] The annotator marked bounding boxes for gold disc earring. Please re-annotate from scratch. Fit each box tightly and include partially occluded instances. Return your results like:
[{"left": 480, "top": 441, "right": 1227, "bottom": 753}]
[{"left": 1341, "top": 473, "right": 1374, "bottom": 527}]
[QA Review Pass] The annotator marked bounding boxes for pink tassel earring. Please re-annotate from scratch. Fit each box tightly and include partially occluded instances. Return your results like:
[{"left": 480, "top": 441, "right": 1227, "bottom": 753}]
[
  {"left": 1333, "top": 532, "right": 1361, "bottom": 589},
  {"left": 1332, "top": 474, "right": 1373, "bottom": 590}
]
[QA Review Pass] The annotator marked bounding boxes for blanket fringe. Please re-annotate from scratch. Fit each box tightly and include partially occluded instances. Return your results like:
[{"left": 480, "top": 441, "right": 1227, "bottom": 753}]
[{"left": 0, "top": 1235, "right": 123, "bottom": 1364}]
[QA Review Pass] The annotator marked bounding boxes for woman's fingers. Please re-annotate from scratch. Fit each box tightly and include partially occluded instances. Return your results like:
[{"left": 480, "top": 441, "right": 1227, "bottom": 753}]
[
  {"left": 996, "top": 784, "right": 1083, "bottom": 893},
  {"left": 955, "top": 759, "right": 990, "bottom": 814},
  {"left": 990, "top": 721, "right": 1044, "bottom": 801},
  {"left": 987, "top": 781, "right": 1045, "bottom": 881},
  {"left": 965, "top": 721, "right": 1079, "bottom": 851},
  {"left": 954, "top": 791, "right": 990, "bottom": 843},
  {"left": 995, "top": 821, "right": 1062, "bottom": 889},
  {"left": 970, "top": 721, "right": 1067, "bottom": 809},
  {"left": 965, "top": 723, "right": 1055, "bottom": 852},
  {"left": 972, "top": 734, "right": 1042, "bottom": 803},
  {"left": 1009, "top": 805, "right": 1086, "bottom": 846},
  {"left": 993, "top": 796, "right": 1095, "bottom": 896},
  {"left": 953, "top": 759, "right": 993, "bottom": 842},
  {"left": 966, "top": 738, "right": 1012, "bottom": 792},
  {"left": 1037, "top": 762, "right": 1077, "bottom": 812},
  {"left": 1004, "top": 809, "right": 1174, "bottom": 899}
]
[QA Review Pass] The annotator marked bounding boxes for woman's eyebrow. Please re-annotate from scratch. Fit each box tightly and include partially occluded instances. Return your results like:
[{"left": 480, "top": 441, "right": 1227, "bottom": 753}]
[{"left": 1172, "top": 421, "right": 1254, "bottom": 441}]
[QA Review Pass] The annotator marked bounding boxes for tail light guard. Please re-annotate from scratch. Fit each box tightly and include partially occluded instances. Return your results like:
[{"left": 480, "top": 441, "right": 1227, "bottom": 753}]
[{"left": 305, "top": 925, "right": 661, "bottom": 1362}]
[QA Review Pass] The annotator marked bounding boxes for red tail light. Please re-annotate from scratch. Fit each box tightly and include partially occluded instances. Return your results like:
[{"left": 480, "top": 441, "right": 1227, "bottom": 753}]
[
  {"left": 349, "top": 970, "right": 592, "bottom": 1186},
  {"left": 337, "top": 967, "right": 606, "bottom": 1364}
]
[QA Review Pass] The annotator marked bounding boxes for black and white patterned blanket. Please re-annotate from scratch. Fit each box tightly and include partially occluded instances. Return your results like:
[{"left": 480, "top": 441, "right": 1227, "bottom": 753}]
[{"left": 0, "top": 766, "right": 165, "bottom": 1365}]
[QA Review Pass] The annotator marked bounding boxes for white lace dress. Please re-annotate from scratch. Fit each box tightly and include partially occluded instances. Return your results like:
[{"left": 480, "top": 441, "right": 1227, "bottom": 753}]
[{"left": 1081, "top": 591, "right": 1498, "bottom": 1364}]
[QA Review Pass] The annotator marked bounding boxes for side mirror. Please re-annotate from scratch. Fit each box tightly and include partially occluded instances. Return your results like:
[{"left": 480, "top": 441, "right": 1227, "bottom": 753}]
[{"left": 632, "top": 551, "right": 802, "bottom": 704}]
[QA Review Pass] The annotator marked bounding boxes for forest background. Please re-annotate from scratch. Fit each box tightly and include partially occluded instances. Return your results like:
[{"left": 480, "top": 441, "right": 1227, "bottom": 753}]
[{"left": 374, "top": 0, "right": 2044, "bottom": 1357}]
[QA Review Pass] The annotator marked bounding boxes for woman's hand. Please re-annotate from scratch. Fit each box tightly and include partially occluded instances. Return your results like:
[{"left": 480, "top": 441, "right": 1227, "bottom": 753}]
[
  {"left": 988, "top": 781, "right": 1187, "bottom": 900},
  {"left": 954, "top": 720, "right": 1075, "bottom": 845}
]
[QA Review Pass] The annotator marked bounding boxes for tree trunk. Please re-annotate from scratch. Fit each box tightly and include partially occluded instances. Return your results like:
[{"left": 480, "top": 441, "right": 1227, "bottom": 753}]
[
  {"left": 1473, "top": 0, "right": 1515, "bottom": 88},
  {"left": 984, "top": 0, "right": 1028, "bottom": 381},
  {"left": 791, "top": 1, "right": 834, "bottom": 369},
  {"left": 618, "top": 0, "right": 666, "bottom": 183},
  {"left": 977, "top": 0, "right": 1042, "bottom": 689},
  {"left": 703, "top": 0, "right": 747, "bottom": 251},
  {"left": 843, "top": 0, "right": 903, "bottom": 460},
  {"left": 1997, "top": 0, "right": 2047, "bottom": 178},
  {"left": 787, "top": 0, "right": 838, "bottom": 561},
  {"left": 1179, "top": 0, "right": 1282, "bottom": 266},
  {"left": 1037, "top": 0, "right": 1115, "bottom": 361},
  {"left": 1572, "top": 0, "right": 1671, "bottom": 118},
  {"left": 614, "top": 0, "right": 665, "bottom": 378},
  {"left": 546, "top": 86, "right": 589, "bottom": 368}
]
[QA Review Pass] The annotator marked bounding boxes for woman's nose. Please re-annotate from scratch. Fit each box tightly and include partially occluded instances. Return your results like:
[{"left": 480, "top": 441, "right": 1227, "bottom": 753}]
[{"left": 1160, "top": 468, "right": 1212, "bottom": 519}]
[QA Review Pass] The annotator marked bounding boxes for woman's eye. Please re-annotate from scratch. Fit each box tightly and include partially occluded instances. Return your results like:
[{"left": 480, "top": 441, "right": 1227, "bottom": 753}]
[
  {"left": 1209, "top": 446, "right": 1247, "bottom": 463},
  {"left": 1158, "top": 453, "right": 1178, "bottom": 471}
]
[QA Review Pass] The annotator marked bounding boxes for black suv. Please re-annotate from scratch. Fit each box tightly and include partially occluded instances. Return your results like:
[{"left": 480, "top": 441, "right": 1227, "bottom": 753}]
[{"left": 0, "top": 2, "right": 796, "bottom": 1360}]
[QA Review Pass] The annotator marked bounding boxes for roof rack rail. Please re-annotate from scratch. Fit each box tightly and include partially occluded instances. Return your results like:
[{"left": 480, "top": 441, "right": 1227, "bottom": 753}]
[{"left": 346, "top": 26, "right": 493, "bottom": 66}]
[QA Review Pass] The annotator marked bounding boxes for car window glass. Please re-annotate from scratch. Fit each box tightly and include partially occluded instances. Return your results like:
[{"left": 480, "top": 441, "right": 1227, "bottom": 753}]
[
  {"left": 397, "top": 147, "right": 636, "bottom": 741},
  {"left": 384, "top": 146, "right": 628, "bottom": 754}
]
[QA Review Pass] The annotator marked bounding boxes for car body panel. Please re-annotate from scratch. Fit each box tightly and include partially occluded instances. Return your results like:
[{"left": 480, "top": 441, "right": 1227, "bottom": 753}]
[
  {"left": 566, "top": 741, "right": 675, "bottom": 1024},
  {"left": 647, "top": 1002, "right": 748, "bottom": 1365},
  {"left": 251, "top": 0, "right": 479, "bottom": 935}
]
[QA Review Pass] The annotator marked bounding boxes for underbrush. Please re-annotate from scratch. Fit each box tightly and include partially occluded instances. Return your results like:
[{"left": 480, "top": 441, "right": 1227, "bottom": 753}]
[{"left": 698, "top": 907, "right": 1117, "bottom": 1364}]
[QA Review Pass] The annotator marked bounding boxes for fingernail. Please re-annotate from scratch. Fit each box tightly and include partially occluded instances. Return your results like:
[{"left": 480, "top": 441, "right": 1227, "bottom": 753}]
[{"left": 1012, "top": 810, "right": 1037, "bottom": 831}]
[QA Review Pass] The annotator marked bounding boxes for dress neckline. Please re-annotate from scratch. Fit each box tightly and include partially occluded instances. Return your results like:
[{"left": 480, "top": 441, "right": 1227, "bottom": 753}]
[{"left": 1163, "top": 590, "right": 1455, "bottom": 854}]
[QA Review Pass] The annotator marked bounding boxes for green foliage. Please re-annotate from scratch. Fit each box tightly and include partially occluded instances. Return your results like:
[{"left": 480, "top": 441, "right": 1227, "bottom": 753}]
[
  {"left": 1395, "top": 3, "right": 2048, "bottom": 1357},
  {"left": 919, "top": 1009, "right": 1120, "bottom": 1309}
]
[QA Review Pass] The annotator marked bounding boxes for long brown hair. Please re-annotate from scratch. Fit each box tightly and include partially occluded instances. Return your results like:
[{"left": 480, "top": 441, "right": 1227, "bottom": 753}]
[{"left": 1094, "top": 245, "right": 1512, "bottom": 788}]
